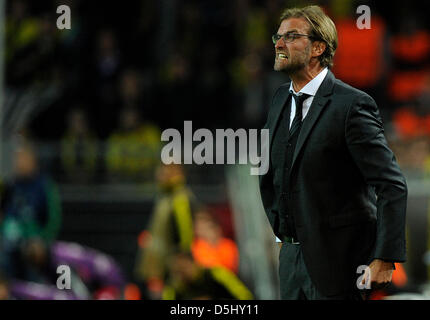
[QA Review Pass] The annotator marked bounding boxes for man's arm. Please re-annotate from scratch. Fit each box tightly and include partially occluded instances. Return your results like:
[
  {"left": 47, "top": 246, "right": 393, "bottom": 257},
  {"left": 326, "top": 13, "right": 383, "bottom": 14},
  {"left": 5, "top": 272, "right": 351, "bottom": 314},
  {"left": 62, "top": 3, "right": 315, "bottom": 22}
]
[{"left": 345, "top": 93, "right": 407, "bottom": 263}]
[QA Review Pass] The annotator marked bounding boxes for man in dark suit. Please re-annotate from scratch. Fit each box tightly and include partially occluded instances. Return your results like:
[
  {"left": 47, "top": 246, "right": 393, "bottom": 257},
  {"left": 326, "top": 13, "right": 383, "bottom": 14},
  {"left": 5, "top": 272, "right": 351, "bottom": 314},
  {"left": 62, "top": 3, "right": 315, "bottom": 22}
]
[{"left": 259, "top": 5, "right": 407, "bottom": 300}]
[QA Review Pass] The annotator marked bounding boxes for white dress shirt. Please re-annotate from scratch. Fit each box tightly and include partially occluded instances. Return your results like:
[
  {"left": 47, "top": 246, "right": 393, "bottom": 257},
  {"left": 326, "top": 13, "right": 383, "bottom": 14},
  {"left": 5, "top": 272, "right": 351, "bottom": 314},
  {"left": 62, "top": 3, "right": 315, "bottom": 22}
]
[
  {"left": 288, "top": 67, "right": 328, "bottom": 128},
  {"left": 275, "top": 67, "right": 329, "bottom": 243}
]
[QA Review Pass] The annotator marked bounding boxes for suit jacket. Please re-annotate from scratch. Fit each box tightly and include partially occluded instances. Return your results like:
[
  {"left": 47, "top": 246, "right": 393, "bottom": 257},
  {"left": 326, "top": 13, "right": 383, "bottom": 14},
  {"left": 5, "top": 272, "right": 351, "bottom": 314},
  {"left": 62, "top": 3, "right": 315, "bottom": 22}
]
[{"left": 259, "top": 70, "right": 407, "bottom": 297}]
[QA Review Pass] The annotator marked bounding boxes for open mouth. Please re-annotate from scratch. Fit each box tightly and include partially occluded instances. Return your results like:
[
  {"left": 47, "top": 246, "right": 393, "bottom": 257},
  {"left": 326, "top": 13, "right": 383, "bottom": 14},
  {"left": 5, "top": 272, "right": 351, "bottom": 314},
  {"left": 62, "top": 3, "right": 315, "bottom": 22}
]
[{"left": 277, "top": 53, "right": 288, "bottom": 60}]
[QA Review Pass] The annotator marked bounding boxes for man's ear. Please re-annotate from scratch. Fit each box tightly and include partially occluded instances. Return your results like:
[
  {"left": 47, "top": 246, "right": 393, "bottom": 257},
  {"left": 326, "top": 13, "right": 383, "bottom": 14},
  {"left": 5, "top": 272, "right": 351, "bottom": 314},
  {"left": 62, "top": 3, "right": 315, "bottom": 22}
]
[{"left": 312, "top": 41, "right": 326, "bottom": 58}]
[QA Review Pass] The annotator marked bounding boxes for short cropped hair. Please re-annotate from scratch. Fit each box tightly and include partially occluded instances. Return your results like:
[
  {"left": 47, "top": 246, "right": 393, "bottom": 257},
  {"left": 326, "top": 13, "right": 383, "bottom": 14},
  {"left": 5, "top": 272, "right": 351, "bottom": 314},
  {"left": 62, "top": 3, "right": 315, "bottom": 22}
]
[{"left": 279, "top": 5, "right": 338, "bottom": 68}]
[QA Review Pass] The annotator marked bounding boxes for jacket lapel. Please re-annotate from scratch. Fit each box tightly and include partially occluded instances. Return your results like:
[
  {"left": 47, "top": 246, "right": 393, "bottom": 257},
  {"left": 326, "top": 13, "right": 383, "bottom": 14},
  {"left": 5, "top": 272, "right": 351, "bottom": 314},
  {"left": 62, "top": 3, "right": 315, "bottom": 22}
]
[
  {"left": 291, "top": 70, "right": 335, "bottom": 171},
  {"left": 268, "top": 85, "right": 291, "bottom": 154}
]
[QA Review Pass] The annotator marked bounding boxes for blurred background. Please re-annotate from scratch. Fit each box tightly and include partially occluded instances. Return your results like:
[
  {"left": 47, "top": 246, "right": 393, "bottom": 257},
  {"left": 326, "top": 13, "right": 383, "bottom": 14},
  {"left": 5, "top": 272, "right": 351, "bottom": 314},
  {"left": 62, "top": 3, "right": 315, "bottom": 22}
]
[{"left": 0, "top": 0, "right": 429, "bottom": 300}]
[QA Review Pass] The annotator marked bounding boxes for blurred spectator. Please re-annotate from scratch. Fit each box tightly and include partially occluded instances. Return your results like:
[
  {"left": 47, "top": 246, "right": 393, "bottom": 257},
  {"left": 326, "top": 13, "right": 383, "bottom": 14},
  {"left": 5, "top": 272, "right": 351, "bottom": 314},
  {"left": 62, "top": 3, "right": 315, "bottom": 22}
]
[
  {"left": 157, "top": 51, "right": 195, "bottom": 128},
  {"left": 6, "top": 1, "right": 61, "bottom": 86},
  {"left": 105, "top": 107, "right": 161, "bottom": 183},
  {"left": 96, "top": 29, "right": 121, "bottom": 89},
  {"left": 118, "top": 68, "right": 157, "bottom": 128},
  {"left": 7, "top": 241, "right": 127, "bottom": 300},
  {"left": 0, "top": 140, "right": 62, "bottom": 281},
  {"left": 93, "top": 29, "right": 122, "bottom": 138},
  {"left": 119, "top": 69, "right": 142, "bottom": 110},
  {"left": 162, "top": 251, "right": 253, "bottom": 300},
  {"left": 134, "top": 164, "right": 198, "bottom": 299},
  {"left": 6, "top": 0, "right": 42, "bottom": 85},
  {"left": 60, "top": 108, "right": 98, "bottom": 184},
  {"left": 191, "top": 208, "right": 239, "bottom": 274},
  {"left": 50, "top": 241, "right": 125, "bottom": 299}
]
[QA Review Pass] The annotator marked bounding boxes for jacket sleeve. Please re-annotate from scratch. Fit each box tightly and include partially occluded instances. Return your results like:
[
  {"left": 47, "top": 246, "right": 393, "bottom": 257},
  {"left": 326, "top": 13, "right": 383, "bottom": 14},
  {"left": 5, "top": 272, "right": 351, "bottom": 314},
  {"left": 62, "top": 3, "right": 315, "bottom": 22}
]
[{"left": 345, "top": 93, "right": 407, "bottom": 262}]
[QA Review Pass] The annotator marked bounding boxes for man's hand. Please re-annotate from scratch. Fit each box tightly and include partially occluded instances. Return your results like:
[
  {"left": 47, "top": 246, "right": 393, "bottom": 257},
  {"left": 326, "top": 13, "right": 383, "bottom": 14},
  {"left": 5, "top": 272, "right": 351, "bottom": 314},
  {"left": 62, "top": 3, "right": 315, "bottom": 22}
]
[{"left": 361, "top": 259, "right": 394, "bottom": 290}]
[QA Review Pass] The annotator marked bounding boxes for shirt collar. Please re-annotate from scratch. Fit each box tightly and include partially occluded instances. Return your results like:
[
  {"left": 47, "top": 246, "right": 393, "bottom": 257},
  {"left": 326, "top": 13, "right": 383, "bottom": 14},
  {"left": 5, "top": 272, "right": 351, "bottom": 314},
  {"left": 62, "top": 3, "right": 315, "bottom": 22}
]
[{"left": 289, "top": 67, "right": 328, "bottom": 97}]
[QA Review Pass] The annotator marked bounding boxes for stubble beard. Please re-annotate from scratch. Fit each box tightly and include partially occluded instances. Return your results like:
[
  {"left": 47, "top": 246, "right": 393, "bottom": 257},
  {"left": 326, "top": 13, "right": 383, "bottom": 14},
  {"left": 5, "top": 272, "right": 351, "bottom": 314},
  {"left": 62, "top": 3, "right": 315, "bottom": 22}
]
[
  {"left": 274, "top": 58, "right": 305, "bottom": 74},
  {"left": 274, "top": 46, "right": 311, "bottom": 76}
]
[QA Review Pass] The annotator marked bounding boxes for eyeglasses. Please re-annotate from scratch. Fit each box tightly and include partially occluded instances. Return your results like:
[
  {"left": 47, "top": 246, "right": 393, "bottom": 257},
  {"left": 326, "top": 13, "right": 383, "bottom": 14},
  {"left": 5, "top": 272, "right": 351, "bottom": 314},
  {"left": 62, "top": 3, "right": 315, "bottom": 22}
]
[{"left": 272, "top": 33, "right": 315, "bottom": 44}]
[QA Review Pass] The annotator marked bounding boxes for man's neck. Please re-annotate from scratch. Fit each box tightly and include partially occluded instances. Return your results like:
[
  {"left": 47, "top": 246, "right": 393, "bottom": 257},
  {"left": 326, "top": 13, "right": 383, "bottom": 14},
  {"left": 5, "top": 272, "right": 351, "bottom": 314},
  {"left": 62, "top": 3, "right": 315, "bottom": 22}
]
[{"left": 290, "top": 64, "right": 325, "bottom": 92}]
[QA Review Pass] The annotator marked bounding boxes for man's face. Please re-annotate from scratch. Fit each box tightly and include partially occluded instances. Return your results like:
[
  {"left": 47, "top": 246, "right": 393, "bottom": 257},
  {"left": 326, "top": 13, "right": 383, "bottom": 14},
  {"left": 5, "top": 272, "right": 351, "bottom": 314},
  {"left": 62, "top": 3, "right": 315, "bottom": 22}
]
[
  {"left": 14, "top": 148, "right": 37, "bottom": 178},
  {"left": 274, "top": 17, "right": 313, "bottom": 74}
]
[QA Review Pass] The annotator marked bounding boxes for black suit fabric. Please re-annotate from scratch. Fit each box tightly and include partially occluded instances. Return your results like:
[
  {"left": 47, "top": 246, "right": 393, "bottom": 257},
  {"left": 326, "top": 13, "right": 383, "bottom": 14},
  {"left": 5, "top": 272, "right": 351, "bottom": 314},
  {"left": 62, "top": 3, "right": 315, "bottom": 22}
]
[{"left": 259, "top": 70, "right": 407, "bottom": 297}]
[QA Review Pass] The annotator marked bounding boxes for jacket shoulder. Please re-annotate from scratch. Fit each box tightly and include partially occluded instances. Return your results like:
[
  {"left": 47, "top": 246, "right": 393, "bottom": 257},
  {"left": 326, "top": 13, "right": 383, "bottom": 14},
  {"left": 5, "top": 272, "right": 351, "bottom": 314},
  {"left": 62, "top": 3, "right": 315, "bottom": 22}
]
[
  {"left": 273, "top": 82, "right": 291, "bottom": 99},
  {"left": 332, "top": 77, "right": 376, "bottom": 105},
  {"left": 265, "top": 82, "right": 291, "bottom": 121}
]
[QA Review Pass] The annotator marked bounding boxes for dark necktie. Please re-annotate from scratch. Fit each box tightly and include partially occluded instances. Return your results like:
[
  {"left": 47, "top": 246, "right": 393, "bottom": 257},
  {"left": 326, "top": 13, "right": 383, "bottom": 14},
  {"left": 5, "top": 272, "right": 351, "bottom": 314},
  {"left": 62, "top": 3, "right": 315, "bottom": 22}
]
[{"left": 289, "top": 92, "right": 310, "bottom": 137}]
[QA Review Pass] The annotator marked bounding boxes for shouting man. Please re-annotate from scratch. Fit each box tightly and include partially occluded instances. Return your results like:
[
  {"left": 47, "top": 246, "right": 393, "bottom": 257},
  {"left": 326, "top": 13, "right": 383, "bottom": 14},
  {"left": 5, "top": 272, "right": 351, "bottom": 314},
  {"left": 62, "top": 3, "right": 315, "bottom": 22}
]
[{"left": 259, "top": 5, "right": 407, "bottom": 300}]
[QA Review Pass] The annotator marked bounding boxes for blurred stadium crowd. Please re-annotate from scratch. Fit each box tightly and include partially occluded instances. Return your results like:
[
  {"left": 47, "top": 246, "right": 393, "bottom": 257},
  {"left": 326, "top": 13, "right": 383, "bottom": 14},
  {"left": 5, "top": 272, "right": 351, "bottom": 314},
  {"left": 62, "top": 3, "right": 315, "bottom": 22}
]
[{"left": 1, "top": 0, "right": 430, "bottom": 300}]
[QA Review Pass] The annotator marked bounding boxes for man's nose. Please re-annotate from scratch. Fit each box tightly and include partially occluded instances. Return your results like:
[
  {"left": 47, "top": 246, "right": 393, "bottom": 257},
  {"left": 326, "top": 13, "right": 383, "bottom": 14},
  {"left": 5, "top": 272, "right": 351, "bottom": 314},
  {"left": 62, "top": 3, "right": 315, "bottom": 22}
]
[{"left": 275, "top": 38, "right": 285, "bottom": 50}]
